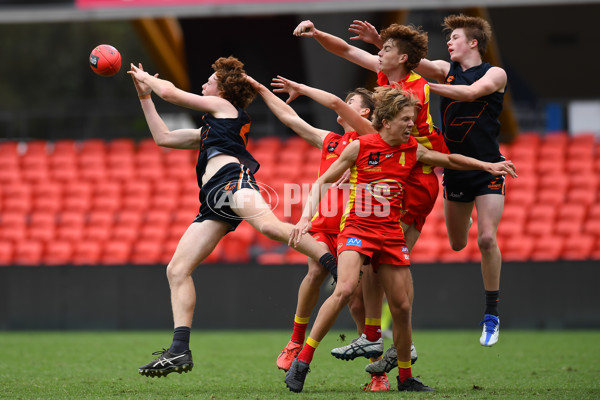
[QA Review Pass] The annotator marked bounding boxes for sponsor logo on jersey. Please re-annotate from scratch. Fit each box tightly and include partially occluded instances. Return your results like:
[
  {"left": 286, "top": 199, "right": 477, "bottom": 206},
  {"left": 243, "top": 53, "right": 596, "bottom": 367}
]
[
  {"left": 368, "top": 152, "right": 380, "bottom": 165},
  {"left": 346, "top": 238, "right": 362, "bottom": 247},
  {"left": 327, "top": 140, "right": 339, "bottom": 152}
]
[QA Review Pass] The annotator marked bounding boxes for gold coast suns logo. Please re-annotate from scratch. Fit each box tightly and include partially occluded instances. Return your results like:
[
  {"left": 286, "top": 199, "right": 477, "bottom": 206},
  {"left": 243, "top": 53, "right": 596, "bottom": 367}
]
[{"left": 366, "top": 178, "right": 404, "bottom": 199}]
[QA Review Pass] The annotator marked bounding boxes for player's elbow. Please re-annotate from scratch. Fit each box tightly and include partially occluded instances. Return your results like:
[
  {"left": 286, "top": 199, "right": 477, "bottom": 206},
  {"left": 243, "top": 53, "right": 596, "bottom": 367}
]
[{"left": 157, "top": 84, "right": 178, "bottom": 102}]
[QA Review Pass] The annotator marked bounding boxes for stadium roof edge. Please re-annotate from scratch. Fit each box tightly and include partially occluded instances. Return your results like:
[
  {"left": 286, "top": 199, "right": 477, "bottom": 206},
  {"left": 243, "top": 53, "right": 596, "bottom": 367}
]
[{"left": 0, "top": 0, "right": 596, "bottom": 24}]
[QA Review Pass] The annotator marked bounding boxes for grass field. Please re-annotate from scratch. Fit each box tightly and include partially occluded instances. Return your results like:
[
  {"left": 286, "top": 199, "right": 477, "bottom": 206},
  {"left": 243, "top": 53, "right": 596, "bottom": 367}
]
[{"left": 1, "top": 330, "right": 598, "bottom": 399}]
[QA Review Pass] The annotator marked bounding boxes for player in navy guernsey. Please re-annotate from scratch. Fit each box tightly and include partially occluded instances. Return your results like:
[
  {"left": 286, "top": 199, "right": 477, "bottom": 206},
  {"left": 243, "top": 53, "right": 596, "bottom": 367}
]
[
  {"left": 128, "top": 57, "right": 338, "bottom": 378},
  {"left": 415, "top": 14, "right": 510, "bottom": 347}
]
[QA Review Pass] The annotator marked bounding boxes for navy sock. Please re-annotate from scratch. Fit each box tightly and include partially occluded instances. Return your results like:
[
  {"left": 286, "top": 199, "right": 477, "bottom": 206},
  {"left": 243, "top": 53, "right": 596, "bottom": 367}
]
[
  {"left": 168, "top": 326, "right": 191, "bottom": 354},
  {"left": 485, "top": 290, "right": 499, "bottom": 316},
  {"left": 319, "top": 253, "right": 338, "bottom": 281}
]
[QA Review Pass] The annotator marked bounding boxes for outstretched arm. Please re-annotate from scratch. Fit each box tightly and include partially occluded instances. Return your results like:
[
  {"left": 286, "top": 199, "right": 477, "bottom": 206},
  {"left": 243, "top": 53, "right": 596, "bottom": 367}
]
[
  {"left": 417, "top": 144, "right": 517, "bottom": 177},
  {"left": 246, "top": 75, "right": 328, "bottom": 149},
  {"left": 293, "top": 19, "right": 379, "bottom": 73},
  {"left": 129, "top": 63, "right": 200, "bottom": 149},
  {"left": 128, "top": 63, "right": 235, "bottom": 117},
  {"left": 414, "top": 58, "right": 451, "bottom": 83},
  {"left": 271, "top": 75, "right": 377, "bottom": 137},
  {"left": 428, "top": 67, "right": 507, "bottom": 101},
  {"left": 289, "top": 140, "right": 360, "bottom": 246}
]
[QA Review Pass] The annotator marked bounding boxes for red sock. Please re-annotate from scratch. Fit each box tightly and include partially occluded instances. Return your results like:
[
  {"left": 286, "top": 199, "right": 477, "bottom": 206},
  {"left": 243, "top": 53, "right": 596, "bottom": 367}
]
[
  {"left": 364, "top": 318, "right": 382, "bottom": 342},
  {"left": 297, "top": 337, "right": 319, "bottom": 364},
  {"left": 398, "top": 361, "right": 412, "bottom": 383},
  {"left": 290, "top": 315, "right": 309, "bottom": 344}
]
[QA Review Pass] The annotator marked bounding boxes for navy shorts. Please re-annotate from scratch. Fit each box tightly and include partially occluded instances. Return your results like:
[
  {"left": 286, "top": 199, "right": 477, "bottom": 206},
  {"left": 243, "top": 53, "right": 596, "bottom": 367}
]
[
  {"left": 443, "top": 173, "right": 505, "bottom": 203},
  {"left": 193, "top": 162, "right": 260, "bottom": 232}
]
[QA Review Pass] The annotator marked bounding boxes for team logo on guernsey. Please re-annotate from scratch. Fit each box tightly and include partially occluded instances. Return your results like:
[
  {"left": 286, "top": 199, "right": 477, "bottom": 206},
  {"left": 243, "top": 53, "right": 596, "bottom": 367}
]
[
  {"left": 367, "top": 152, "right": 380, "bottom": 165},
  {"left": 366, "top": 178, "right": 404, "bottom": 199},
  {"left": 401, "top": 246, "right": 409, "bottom": 253},
  {"left": 327, "top": 140, "right": 339, "bottom": 152},
  {"left": 446, "top": 76, "right": 455, "bottom": 83},
  {"left": 346, "top": 238, "right": 362, "bottom": 247}
]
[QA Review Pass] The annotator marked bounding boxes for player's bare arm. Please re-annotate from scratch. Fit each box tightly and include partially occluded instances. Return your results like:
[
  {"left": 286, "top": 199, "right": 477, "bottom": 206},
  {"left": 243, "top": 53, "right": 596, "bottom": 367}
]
[
  {"left": 416, "top": 144, "right": 517, "bottom": 177},
  {"left": 129, "top": 64, "right": 236, "bottom": 118},
  {"left": 293, "top": 19, "right": 379, "bottom": 72},
  {"left": 272, "top": 76, "right": 375, "bottom": 138},
  {"left": 289, "top": 140, "right": 359, "bottom": 246},
  {"left": 414, "top": 58, "right": 451, "bottom": 83},
  {"left": 428, "top": 66, "right": 507, "bottom": 101},
  {"left": 247, "top": 75, "right": 327, "bottom": 149}
]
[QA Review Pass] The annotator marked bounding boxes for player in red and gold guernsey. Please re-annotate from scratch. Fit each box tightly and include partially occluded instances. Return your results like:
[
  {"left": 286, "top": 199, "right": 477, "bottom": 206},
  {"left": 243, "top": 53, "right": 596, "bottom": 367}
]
[
  {"left": 294, "top": 20, "right": 447, "bottom": 248},
  {"left": 284, "top": 86, "right": 516, "bottom": 393},
  {"left": 294, "top": 20, "right": 447, "bottom": 377},
  {"left": 245, "top": 75, "right": 374, "bottom": 374}
]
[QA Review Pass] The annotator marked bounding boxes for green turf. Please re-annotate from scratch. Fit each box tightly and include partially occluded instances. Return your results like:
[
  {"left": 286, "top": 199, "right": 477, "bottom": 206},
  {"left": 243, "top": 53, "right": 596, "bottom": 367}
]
[{"left": 1, "top": 330, "right": 598, "bottom": 399}]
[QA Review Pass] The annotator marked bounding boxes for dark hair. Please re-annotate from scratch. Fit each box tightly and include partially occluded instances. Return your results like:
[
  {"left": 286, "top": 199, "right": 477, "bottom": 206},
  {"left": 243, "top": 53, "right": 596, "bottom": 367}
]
[
  {"left": 212, "top": 56, "right": 257, "bottom": 109},
  {"left": 345, "top": 88, "right": 374, "bottom": 119},
  {"left": 380, "top": 24, "right": 428, "bottom": 71},
  {"left": 443, "top": 14, "right": 492, "bottom": 58}
]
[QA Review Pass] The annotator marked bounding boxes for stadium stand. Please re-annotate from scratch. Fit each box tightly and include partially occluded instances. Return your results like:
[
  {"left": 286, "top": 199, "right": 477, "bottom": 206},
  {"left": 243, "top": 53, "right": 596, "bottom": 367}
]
[{"left": 0, "top": 131, "right": 599, "bottom": 266}]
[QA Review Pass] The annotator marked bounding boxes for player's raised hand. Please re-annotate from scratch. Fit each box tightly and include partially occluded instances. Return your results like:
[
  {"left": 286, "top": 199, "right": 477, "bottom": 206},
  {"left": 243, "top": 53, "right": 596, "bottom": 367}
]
[
  {"left": 128, "top": 63, "right": 157, "bottom": 97},
  {"left": 293, "top": 20, "right": 316, "bottom": 37},
  {"left": 348, "top": 20, "right": 381, "bottom": 47},
  {"left": 271, "top": 75, "right": 302, "bottom": 104}
]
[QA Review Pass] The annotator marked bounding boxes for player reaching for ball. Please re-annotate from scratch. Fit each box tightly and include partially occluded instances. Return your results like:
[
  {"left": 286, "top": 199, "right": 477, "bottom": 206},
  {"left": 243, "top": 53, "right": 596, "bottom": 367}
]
[
  {"left": 128, "top": 57, "right": 338, "bottom": 378},
  {"left": 293, "top": 19, "right": 445, "bottom": 376},
  {"left": 245, "top": 74, "right": 389, "bottom": 389},
  {"left": 349, "top": 14, "right": 510, "bottom": 347},
  {"left": 283, "top": 85, "right": 517, "bottom": 393}
]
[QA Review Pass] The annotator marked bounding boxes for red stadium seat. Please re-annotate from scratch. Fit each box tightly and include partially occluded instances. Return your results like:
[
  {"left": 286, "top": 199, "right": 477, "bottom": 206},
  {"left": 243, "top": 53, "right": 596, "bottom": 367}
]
[
  {"left": 529, "top": 235, "right": 563, "bottom": 261},
  {"left": 88, "top": 210, "right": 114, "bottom": 228},
  {"left": 72, "top": 241, "right": 103, "bottom": 265},
  {"left": 409, "top": 236, "right": 442, "bottom": 264},
  {"left": 220, "top": 235, "right": 252, "bottom": 263},
  {"left": 100, "top": 240, "right": 132, "bottom": 265},
  {"left": 115, "top": 210, "right": 143, "bottom": 228},
  {"left": 52, "top": 139, "right": 78, "bottom": 156},
  {"left": 130, "top": 240, "right": 163, "bottom": 265},
  {"left": 13, "top": 240, "right": 44, "bottom": 265},
  {"left": 107, "top": 138, "right": 136, "bottom": 154},
  {"left": 256, "top": 252, "right": 286, "bottom": 265},
  {"left": 561, "top": 235, "right": 595, "bottom": 260},
  {"left": 43, "top": 240, "right": 73, "bottom": 265},
  {"left": 566, "top": 188, "right": 596, "bottom": 207},
  {"left": 501, "top": 235, "right": 534, "bottom": 261},
  {"left": 0, "top": 212, "right": 28, "bottom": 242},
  {"left": 58, "top": 211, "right": 86, "bottom": 228},
  {"left": 0, "top": 241, "right": 14, "bottom": 265},
  {"left": 112, "top": 224, "right": 139, "bottom": 241},
  {"left": 286, "top": 248, "right": 308, "bottom": 264}
]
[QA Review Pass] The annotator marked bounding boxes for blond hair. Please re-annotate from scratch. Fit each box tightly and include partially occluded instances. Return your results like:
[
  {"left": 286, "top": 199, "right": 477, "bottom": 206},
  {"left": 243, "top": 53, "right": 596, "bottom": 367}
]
[{"left": 371, "top": 86, "right": 417, "bottom": 130}]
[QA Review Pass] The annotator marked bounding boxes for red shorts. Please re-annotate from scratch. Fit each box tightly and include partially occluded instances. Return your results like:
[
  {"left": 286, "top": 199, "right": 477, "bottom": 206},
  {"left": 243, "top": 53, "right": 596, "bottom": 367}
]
[
  {"left": 311, "top": 231, "right": 338, "bottom": 255},
  {"left": 400, "top": 172, "right": 439, "bottom": 232},
  {"left": 337, "top": 225, "right": 410, "bottom": 271}
]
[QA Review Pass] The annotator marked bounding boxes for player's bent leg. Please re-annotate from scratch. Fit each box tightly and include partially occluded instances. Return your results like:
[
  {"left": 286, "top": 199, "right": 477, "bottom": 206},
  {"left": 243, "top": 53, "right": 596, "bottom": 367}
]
[
  {"left": 232, "top": 189, "right": 337, "bottom": 278},
  {"left": 444, "top": 199, "right": 474, "bottom": 251}
]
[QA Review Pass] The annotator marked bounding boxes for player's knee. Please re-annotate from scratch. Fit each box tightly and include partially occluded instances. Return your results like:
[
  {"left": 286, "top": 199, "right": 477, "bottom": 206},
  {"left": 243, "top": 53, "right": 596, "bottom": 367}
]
[
  {"left": 305, "top": 265, "right": 328, "bottom": 285},
  {"left": 166, "top": 261, "right": 187, "bottom": 285},
  {"left": 332, "top": 284, "right": 355, "bottom": 305},
  {"left": 448, "top": 237, "right": 467, "bottom": 251},
  {"left": 477, "top": 234, "right": 497, "bottom": 252}
]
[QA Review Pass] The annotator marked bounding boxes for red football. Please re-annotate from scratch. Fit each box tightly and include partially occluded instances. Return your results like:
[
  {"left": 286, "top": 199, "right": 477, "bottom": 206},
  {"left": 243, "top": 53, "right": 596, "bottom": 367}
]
[{"left": 89, "top": 44, "right": 122, "bottom": 77}]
